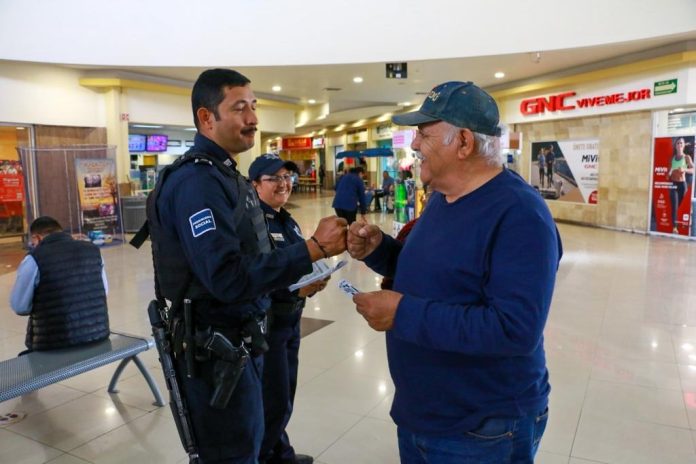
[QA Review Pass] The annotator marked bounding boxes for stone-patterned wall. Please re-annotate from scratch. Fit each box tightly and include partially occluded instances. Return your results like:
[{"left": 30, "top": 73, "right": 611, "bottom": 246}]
[{"left": 516, "top": 110, "right": 652, "bottom": 232}]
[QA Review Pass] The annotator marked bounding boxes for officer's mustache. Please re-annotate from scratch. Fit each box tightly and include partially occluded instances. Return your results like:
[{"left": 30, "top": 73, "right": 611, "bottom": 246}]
[{"left": 241, "top": 126, "right": 257, "bottom": 136}]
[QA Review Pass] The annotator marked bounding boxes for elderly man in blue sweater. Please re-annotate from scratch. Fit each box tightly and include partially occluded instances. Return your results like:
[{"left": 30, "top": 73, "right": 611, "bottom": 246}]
[{"left": 347, "top": 81, "right": 562, "bottom": 464}]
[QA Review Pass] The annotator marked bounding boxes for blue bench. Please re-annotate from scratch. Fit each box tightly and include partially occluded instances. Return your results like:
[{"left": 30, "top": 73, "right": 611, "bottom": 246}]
[{"left": 0, "top": 332, "right": 165, "bottom": 407}]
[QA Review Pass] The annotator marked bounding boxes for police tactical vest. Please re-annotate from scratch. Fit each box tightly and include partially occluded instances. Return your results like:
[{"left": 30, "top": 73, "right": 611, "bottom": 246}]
[
  {"left": 145, "top": 150, "right": 272, "bottom": 317},
  {"left": 28, "top": 232, "right": 109, "bottom": 350}
]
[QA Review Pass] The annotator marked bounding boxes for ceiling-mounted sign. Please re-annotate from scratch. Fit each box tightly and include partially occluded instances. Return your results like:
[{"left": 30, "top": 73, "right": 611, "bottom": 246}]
[
  {"left": 282, "top": 137, "right": 312, "bottom": 150},
  {"left": 312, "top": 137, "right": 324, "bottom": 148}
]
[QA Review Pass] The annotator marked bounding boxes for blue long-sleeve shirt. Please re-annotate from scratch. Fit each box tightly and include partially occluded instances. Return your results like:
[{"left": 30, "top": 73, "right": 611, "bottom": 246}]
[
  {"left": 332, "top": 173, "right": 367, "bottom": 214},
  {"left": 364, "top": 169, "right": 562, "bottom": 435}
]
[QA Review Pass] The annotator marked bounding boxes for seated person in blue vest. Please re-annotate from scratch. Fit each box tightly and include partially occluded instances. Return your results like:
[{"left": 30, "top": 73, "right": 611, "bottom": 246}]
[
  {"left": 332, "top": 166, "right": 368, "bottom": 224},
  {"left": 373, "top": 170, "right": 395, "bottom": 212},
  {"left": 10, "top": 216, "right": 109, "bottom": 352},
  {"left": 249, "top": 154, "right": 329, "bottom": 464}
]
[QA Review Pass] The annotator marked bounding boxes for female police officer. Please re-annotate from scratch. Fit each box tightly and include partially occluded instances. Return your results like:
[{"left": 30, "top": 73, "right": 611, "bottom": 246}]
[{"left": 249, "top": 154, "right": 329, "bottom": 464}]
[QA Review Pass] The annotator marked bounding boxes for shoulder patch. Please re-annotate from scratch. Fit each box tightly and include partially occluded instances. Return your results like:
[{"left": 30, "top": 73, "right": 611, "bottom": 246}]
[
  {"left": 189, "top": 208, "right": 216, "bottom": 237},
  {"left": 271, "top": 232, "right": 285, "bottom": 242}
]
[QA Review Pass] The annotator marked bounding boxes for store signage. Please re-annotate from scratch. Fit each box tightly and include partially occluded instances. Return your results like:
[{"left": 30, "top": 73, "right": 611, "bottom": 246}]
[
  {"left": 520, "top": 88, "right": 652, "bottom": 116},
  {"left": 654, "top": 79, "right": 677, "bottom": 96},
  {"left": 392, "top": 129, "right": 414, "bottom": 149},
  {"left": 282, "top": 137, "right": 312, "bottom": 150},
  {"left": 312, "top": 137, "right": 324, "bottom": 148}
]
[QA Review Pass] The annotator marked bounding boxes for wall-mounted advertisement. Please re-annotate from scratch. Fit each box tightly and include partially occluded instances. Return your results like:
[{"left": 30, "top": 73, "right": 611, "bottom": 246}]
[
  {"left": 75, "top": 158, "right": 122, "bottom": 244},
  {"left": 0, "top": 160, "right": 25, "bottom": 235},
  {"left": 650, "top": 136, "right": 694, "bottom": 236},
  {"left": 530, "top": 139, "right": 599, "bottom": 204}
]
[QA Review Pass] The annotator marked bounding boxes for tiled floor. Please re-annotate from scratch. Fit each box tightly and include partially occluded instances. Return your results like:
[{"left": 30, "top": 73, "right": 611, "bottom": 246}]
[{"left": 1, "top": 191, "right": 696, "bottom": 463}]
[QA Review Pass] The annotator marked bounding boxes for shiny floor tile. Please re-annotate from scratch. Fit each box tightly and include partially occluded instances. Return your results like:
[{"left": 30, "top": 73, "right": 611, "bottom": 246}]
[{"left": 2, "top": 196, "right": 696, "bottom": 463}]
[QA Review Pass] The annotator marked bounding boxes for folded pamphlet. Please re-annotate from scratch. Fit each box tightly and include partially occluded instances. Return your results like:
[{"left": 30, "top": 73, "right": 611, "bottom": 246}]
[{"left": 289, "top": 259, "right": 347, "bottom": 291}]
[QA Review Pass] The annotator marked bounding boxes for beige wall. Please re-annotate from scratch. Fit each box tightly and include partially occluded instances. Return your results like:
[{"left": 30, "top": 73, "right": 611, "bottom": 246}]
[{"left": 516, "top": 110, "right": 652, "bottom": 232}]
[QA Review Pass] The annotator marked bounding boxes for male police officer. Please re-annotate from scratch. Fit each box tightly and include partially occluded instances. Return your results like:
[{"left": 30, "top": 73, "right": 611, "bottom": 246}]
[{"left": 147, "top": 69, "right": 347, "bottom": 464}]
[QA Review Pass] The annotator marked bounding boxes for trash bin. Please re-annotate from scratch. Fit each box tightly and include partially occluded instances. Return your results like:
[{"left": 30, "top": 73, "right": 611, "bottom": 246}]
[{"left": 121, "top": 196, "right": 147, "bottom": 232}]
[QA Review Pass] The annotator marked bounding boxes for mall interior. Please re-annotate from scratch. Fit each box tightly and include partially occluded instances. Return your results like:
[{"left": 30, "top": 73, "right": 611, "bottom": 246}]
[{"left": 2, "top": 1, "right": 696, "bottom": 463}]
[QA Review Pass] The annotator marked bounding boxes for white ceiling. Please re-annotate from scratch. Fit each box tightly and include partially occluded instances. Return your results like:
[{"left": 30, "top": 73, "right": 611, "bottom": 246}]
[{"left": 2, "top": 0, "right": 696, "bottom": 134}]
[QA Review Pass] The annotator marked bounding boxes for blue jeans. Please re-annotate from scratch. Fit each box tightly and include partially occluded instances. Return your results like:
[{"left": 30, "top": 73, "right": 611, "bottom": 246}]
[{"left": 397, "top": 408, "right": 548, "bottom": 464}]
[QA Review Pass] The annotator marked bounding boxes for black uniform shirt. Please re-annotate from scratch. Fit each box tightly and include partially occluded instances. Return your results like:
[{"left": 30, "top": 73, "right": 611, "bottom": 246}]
[
  {"left": 261, "top": 201, "right": 305, "bottom": 304},
  {"left": 156, "top": 133, "right": 312, "bottom": 318}
]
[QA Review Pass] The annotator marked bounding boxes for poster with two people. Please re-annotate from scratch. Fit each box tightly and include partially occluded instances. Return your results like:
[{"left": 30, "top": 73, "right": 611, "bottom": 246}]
[
  {"left": 650, "top": 136, "right": 695, "bottom": 236},
  {"left": 530, "top": 139, "right": 599, "bottom": 204}
]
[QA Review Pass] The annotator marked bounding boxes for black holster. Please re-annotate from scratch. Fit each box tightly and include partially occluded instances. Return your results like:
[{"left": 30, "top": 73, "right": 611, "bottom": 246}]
[{"left": 195, "top": 328, "right": 250, "bottom": 409}]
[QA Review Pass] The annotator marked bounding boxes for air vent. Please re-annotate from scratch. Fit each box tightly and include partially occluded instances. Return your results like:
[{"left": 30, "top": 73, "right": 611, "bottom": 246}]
[
  {"left": 415, "top": 91, "right": 429, "bottom": 95},
  {"left": 323, "top": 87, "right": 342, "bottom": 92}
]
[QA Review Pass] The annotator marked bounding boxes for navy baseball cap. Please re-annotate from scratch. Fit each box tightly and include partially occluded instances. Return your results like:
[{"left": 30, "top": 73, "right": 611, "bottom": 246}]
[
  {"left": 248, "top": 153, "right": 298, "bottom": 180},
  {"left": 392, "top": 81, "right": 501, "bottom": 136}
]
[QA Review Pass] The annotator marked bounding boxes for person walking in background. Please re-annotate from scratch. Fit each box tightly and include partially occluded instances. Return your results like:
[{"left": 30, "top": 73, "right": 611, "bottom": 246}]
[
  {"left": 347, "top": 81, "right": 562, "bottom": 464},
  {"left": 10, "top": 216, "right": 109, "bottom": 352},
  {"left": 332, "top": 166, "right": 368, "bottom": 224}
]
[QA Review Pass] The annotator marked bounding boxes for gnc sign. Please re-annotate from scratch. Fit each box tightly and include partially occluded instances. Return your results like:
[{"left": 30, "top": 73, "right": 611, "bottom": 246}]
[{"left": 520, "top": 88, "right": 651, "bottom": 115}]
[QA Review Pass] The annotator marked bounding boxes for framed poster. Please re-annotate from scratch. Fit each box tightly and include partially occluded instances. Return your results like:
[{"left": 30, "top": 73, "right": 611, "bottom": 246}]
[
  {"left": 530, "top": 139, "right": 599, "bottom": 204},
  {"left": 650, "top": 136, "right": 694, "bottom": 236}
]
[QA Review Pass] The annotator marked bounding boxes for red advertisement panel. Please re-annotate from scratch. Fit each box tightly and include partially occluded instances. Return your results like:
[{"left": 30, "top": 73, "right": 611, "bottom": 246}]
[
  {"left": 650, "top": 136, "right": 694, "bottom": 236},
  {"left": 0, "top": 160, "right": 24, "bottom": 202}
]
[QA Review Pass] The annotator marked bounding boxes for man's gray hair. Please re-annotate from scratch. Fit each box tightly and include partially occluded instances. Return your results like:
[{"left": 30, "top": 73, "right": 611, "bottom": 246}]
[{"left": 443, "top": 122, "right": 504, "bottom": 167}]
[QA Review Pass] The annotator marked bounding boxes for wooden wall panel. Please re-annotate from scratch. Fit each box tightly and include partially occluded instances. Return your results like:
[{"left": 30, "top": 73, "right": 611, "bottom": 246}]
[{"left": 28, "top": 125, "right": 109, "bottom": 232}]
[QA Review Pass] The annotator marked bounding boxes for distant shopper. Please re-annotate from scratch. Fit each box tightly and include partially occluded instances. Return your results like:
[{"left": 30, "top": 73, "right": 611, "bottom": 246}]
[
  {"left": 10, "top": 216, "right": 109, "bottom": 352},
  {"left": 373, "top": 171, "right": 395, "bottom": 212},
  {"left": 332, "top": 167, "right": 368, "bottom": 224}
]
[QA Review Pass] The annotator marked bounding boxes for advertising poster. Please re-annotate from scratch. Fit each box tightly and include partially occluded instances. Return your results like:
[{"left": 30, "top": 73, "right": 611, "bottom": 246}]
[
  {"left": 0, "top": 160, "right": 25, "bottom": 234},
  {"left": 530, "top": 139, "right": 599, "bottom": 204},
  {"left": 75, "top": 158, "right": 122, "bottom": 242},
  {"left": 650, "top": 136, "right": 694, "bottom": 236}
]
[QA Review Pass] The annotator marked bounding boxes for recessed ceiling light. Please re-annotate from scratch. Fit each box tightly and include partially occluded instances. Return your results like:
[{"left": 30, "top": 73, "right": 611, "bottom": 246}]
[
  {"left": 308, "top": 99, "right": 316, "bottom": 104},
  {"left": 494, "top": 72, "right": 505, "bottom": 79},
  {"left": 353, "top": 76, "right": 363, "bottom": 83},
  {"left": 673, "top": 107, "right": 685, "bottom": 112},
  {"left": 184, "top": 127, "right": 197, "bottom": 131},
  {"left": 399, "top": 101, "right": 411, "bottom": 106},
  {"left": 272, "top": 85, "right": 282, "bottom": 92},
  {"left": 131, "top": 124, "right": 163, "bottom": 129},
  {"left": 16, "top": 127, "right": 26, "bottom": 130}
]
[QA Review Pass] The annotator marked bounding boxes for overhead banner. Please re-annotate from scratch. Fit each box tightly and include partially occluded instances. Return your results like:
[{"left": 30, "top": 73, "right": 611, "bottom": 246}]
[
  {"left": 530, "top": 139, "right": 599, "bottom": 204},
  {"left": 75, "top": 158, "right": 122, "bottom": 241},
  {"left": 650, "top": 136, "right": 694, "bottom": 236}
]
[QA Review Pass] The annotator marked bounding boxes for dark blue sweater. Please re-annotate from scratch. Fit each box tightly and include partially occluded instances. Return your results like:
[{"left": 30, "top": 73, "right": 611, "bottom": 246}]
[
  {"left": 332, "top": 173, "right": 367, "bottom": 213},
  {"left": 364, "top": 169, "right": 562, "bottom": 435}
]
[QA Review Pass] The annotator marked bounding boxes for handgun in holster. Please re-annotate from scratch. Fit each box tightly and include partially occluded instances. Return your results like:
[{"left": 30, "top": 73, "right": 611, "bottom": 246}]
[{"left": 195, "top": 327, "right": 249, "bottom": 409}]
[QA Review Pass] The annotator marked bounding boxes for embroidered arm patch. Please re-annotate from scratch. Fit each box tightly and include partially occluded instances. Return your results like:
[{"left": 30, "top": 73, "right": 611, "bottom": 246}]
[{"left": 189, "top": 208, "right": 216, "bottom": 237}]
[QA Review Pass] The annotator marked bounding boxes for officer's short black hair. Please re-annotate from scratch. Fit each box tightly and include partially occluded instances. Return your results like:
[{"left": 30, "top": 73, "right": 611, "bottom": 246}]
[
  {"left": 192, "top": 69, "right": 251, "bottom": 129},
  {"left": 30, "top": 216, "right": 62, "bottom": 235}
]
